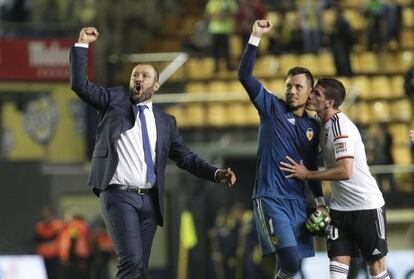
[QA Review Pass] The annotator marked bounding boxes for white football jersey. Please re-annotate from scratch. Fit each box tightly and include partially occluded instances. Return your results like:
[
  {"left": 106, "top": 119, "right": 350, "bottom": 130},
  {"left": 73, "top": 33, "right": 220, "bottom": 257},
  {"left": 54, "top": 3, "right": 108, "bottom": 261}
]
[{"left": 320, "top": 112, "right": 385, "bottom": 211}]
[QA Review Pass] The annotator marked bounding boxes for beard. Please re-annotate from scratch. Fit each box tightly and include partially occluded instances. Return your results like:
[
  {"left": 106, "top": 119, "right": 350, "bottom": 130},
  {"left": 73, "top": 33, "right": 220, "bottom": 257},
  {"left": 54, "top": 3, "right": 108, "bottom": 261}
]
[{"left": 130, "top": 86, "right": 153, "bottom": 104}]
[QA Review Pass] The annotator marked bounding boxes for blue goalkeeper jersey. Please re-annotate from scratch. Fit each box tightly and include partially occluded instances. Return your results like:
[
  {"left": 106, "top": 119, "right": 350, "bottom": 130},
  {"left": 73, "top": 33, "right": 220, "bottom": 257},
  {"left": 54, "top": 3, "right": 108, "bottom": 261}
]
[{"left": 239, "top": 44, "right": 320, "bottom": 200}]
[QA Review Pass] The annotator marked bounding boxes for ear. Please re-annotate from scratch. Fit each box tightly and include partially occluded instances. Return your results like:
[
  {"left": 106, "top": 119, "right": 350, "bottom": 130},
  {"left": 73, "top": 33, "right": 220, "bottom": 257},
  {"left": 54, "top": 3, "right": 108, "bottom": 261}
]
[
  {"left": 326, "top": 99, "right": 335, "bottom": 108},
  {"left": 153, "top": 81, "right": 160, "bottom": 92}
]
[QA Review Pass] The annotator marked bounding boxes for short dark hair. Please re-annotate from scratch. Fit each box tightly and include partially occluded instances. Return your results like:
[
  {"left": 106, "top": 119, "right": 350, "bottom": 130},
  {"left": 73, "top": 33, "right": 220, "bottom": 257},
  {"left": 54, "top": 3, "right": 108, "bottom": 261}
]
[
  {"left": 287, "top": 67, "right": 314, "bottom": 87},
  {"left": 152, "top": 66, "right": 159, "bottom": 82},
  {"left": 315, "top": 77, "right": 346, "bottom": 108}
]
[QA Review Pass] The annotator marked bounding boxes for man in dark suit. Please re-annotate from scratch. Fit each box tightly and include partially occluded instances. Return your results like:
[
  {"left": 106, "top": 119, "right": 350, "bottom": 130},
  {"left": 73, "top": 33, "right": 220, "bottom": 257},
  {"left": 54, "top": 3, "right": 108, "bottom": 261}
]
[{"left": 70, "top": 27, "right": 237, "bottom": 279}]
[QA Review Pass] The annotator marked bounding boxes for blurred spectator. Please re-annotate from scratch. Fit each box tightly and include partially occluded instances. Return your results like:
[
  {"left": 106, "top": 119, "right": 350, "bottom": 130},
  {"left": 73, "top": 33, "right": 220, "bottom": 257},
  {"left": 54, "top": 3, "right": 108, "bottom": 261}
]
[
  {"left": 411, "top": 129, "right": 414, "bottom": 185},
  {"left": 366, "top": 123, "right": 395, "bottom": 193},
  {"left": 236, "top": 210, "right": 268, "bottom": 279},
  {"left": 404, "top": 64, "right": 414, "bottom": 101},
  {"left": 205, "top": 0, "right": 238, "bottom": 72},
  {"left": 88, "top": 216, "right": 113, "bottom": 279},
  {"left": 59, "top": 208, "right": 90, "bottom": 279},
  {"left": 384, "top": 0, "right": 402, "bottom": 48},
  {"left": 73, "top": 0, "right": 97, "bottom": 26},
  {"left": 364, "top": 0, "right": 386, "bottom": 51},
  {"left": 297, "top": 0, "right": 323, "bottom": 53},
  {"left": 264, "top": 0, "right": 293, "bottom": 11},
  {"left": 404, "top": 64, "right": 414, "bottom": 163},
  {"left": 208, "top": 204, "right": 244, "bottom": 279},
  {"left": 9, "top": 0, "right": 30, "bottom": 22},
  {"left": 209, "top": 204, "right": 275, "bottom": 279},
  {"left": 183, "top": 19, "right": 212, "bottom": 55},
  {"left": 268, "top": 12, "right": 303, "bottom": 54},
  {"left": 35, "top": 207, "right": 64, "bottom": 279},
  {"left": 31, "top": 0, "right": 59, "bottom": 23},
  {"left": 226, "top": 203, "right": 244, "bottom": 279},
  {"left": 0, "top": 0, "right": 13, "bottom": 21},
  {"left": 236, "top": 0, "right": 266, "bottom": 48},
  {"left": 329, "top": 7, "right": 353, "bottom": 76},
  {"left": 209, "top": 208, "right": 228, "bottom": 279}
]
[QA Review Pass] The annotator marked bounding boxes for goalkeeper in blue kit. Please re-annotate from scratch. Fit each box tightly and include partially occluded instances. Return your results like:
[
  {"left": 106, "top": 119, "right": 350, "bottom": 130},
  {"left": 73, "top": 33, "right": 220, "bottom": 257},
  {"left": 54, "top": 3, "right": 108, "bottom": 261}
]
[{"left": 238, "top": 19, "right": 328, "bottom": 279}]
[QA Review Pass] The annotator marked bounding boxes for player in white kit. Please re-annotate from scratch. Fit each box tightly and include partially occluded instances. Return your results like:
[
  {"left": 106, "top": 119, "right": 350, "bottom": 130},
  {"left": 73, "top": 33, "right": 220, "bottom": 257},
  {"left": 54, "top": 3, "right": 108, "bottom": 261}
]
[{"left": 280, "top": 78, "right": 390, "bottom": 279}]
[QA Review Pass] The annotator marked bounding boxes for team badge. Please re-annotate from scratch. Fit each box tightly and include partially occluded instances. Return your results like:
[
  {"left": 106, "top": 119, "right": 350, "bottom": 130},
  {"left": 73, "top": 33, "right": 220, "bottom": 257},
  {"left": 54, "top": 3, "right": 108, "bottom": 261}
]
[
  {"left": 24, "top": 95, "right": 59, "bottom": 145},
  {"left": 335, "top": 142, "right": 347, "bottom": 153},
  {"left": 306, "top": 128, "right": 314, "bottom": 141}
]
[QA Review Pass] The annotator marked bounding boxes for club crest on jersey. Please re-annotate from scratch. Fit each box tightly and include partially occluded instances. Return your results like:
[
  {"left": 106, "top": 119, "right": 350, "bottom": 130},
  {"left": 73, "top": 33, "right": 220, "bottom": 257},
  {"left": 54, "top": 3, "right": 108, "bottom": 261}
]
[{"left": 306, "top": 128, "right": 314, "bottom": 141}]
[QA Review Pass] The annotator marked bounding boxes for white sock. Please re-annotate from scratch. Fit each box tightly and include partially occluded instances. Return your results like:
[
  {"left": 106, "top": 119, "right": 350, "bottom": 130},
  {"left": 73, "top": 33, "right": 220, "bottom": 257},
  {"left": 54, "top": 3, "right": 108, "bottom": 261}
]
[
  {"left": 371, "top": 270, "right": 390, "bottom": 279},
  {"left": 329, "top": 261, "right": 349, "bottom": 279},
  {"left": 275, "top": 270, "right": 296, "bottom": 279}
]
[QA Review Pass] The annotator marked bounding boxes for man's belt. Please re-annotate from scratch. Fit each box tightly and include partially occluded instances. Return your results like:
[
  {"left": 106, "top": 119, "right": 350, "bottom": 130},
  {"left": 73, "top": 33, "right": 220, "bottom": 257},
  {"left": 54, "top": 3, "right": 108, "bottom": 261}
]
[{"left": 109, "top": 184, "right": 157, "bottom": 195}]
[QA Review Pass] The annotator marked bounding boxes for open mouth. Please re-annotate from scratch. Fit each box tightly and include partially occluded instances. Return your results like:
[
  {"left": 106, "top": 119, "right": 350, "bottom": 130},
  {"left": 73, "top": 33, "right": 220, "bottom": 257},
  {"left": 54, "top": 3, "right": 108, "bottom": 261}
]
[{"left": 135, "top": 84, "right": 141, "bottom": 92}]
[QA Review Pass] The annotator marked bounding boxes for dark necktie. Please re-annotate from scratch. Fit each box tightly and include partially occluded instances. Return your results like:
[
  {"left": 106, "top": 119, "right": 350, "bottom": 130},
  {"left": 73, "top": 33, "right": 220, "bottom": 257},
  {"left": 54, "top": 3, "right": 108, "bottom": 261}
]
[{"left": 137, "top": 105, "right": 156, "bottom": 185}]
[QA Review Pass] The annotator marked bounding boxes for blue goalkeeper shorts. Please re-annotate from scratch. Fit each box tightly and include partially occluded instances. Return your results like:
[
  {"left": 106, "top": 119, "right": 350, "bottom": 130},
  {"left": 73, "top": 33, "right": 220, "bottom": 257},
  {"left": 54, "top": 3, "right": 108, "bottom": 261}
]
[{"left": 252, "top": 197, "right": 315, "bottom": 259}]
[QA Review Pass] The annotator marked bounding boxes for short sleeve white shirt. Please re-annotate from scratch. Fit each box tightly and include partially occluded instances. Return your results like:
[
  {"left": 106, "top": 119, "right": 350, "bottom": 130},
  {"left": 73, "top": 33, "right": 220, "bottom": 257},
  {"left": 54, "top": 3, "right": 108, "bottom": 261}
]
[{"left": 320, "top": 112, "right": 385, "bottom": 211}]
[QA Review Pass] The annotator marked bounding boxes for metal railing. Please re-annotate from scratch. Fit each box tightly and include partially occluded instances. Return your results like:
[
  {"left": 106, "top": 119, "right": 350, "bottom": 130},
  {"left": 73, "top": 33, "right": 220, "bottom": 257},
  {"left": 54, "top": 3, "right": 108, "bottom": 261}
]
[{"left": 108, "top": 52, "right": 189, "bottom": 85}]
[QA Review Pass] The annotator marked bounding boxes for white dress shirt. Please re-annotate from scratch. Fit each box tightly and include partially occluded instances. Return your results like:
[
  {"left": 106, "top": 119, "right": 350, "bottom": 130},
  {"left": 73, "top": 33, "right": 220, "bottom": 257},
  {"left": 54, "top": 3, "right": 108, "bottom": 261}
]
[{"left": 110, "top": 103, "right": 157, "bottom": 188}]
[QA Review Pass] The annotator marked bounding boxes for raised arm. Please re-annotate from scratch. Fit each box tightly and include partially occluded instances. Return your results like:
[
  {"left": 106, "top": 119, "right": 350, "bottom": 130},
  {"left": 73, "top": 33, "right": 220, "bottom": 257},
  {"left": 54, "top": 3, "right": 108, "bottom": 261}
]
[
  {"left": 70, "top": 27, "right": 110, "bottom": 110},
  {"left": 237, "top": 19, "right": 272, "bottom": 101}
]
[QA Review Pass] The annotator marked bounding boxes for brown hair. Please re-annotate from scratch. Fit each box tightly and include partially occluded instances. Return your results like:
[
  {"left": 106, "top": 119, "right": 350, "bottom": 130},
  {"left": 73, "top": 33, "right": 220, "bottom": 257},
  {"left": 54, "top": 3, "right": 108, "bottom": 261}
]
[{"left": 315, "top": 77, "right": 346, "bottom": 108}]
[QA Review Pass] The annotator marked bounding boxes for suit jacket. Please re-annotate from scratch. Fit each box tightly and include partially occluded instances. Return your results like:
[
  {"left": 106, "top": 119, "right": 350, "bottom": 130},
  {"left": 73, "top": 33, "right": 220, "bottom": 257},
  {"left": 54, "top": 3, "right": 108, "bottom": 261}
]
[{"left": 70, "top": 46, "right": 218, "bottom": 225}]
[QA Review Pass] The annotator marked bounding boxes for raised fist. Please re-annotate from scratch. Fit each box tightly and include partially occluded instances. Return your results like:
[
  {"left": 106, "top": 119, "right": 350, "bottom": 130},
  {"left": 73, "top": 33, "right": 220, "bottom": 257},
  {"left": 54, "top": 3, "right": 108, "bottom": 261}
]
[
  {"left": 78, "top": 27, "right": 100, "bottom": 44},
  {"left": 252, "top": 19, "right": 272, "bottom": 38}
]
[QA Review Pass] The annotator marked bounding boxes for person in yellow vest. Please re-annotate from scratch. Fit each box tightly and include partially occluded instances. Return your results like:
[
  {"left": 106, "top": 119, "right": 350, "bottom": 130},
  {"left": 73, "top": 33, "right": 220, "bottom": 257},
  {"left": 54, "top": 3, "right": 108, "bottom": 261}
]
[
  {"left": 205, "top": 0, "right": 238, "bottom": 72},
  {"left": 35, "top": 207, "right": 64, "bottom": 279}
]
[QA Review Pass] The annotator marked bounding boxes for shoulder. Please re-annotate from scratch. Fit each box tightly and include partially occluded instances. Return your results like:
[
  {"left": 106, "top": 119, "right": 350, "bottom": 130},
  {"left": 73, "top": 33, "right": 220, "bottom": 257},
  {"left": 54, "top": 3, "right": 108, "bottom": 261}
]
[
  {"left": 260, "top": 87, "right": 285, "bottom": 105},
  {"left": 331, "top": 112, "right": 358, "bottom": 137},
  {"left": 153, "top": 105, "right": 175, "bottom": 122},
  {"left": 335, "top": 112, "right": 356, "bottom": 129},
  {"left": 107, "top": 86, "right": 129, "bottom": 103}
]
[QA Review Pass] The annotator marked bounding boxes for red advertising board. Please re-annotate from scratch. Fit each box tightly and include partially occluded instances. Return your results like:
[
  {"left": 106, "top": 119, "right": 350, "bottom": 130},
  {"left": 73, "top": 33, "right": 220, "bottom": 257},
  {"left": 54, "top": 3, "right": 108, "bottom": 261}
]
[{"left": 0, "top": 38, "right": 94, "bottom": 81}]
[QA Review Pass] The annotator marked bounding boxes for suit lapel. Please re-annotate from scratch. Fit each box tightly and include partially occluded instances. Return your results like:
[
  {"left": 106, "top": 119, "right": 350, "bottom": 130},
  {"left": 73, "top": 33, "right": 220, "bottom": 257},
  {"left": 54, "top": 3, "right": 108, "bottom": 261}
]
[{"left": 118, "top": 103, "right": 137, "bottom": 134}]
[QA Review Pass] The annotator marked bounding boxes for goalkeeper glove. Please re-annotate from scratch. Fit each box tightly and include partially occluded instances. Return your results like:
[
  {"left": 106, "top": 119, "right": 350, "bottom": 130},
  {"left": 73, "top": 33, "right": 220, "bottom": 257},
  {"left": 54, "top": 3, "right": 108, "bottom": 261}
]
[{"left": 306, "top": 210, "right": 331, "bottom": 237}]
